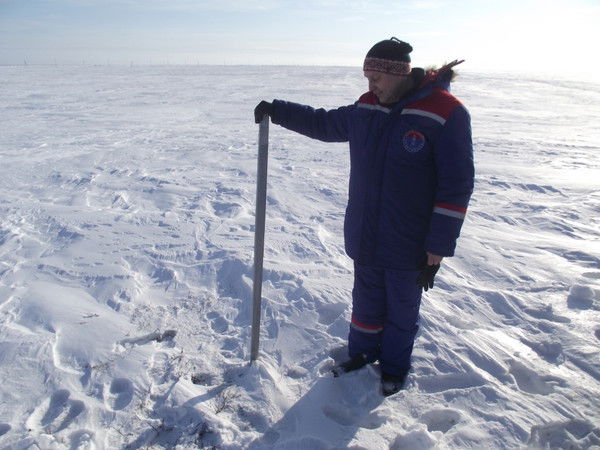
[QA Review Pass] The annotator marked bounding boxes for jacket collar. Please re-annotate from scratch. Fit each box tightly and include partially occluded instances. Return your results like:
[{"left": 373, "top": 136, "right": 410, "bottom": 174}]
[
  {"left": 418, "top": 59, "right": 465, "bottom": 90},
  {"left": 386, "top": 59, "right": 464, "bottom": 112}
]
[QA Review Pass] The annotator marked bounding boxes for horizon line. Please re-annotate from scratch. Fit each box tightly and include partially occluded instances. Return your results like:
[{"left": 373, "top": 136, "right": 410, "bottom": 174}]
[{"left": 1, "top": 62, "right": 598, "bottom": 82}]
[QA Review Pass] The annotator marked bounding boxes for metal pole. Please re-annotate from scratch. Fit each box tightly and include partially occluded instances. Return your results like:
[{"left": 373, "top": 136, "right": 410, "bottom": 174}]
[{"left": 250, "top": 115, "right": 269, "bottom": 361}]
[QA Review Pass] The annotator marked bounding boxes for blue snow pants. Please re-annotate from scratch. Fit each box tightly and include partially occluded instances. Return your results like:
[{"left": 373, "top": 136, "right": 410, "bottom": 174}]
[{"left": 348, "top": 263, "right": 423, "bottom": 376}]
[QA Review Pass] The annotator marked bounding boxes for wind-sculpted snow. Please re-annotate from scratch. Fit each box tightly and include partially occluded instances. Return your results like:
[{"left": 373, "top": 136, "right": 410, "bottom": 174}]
[{"left": 0, "top": 65, "right": 599, "bottom": 449}]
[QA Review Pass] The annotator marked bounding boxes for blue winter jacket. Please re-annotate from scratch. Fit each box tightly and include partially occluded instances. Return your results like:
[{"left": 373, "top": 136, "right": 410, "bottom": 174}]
[{"left": 271, "top": 65, "right": 474, "bottom": 270}]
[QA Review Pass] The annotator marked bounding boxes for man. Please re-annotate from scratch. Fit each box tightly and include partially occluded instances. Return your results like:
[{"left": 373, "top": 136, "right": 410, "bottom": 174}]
[{"left": 254, "top": 37, "right": 474, "bottom": 396}]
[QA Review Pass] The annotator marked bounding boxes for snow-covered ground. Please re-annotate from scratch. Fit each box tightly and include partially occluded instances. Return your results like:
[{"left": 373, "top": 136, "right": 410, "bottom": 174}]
[{"left": 0, "top": 65, "right": 599, "bottom": 449}]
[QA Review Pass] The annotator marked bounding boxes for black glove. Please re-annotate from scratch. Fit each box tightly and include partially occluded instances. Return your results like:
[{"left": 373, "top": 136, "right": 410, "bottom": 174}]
[
  {"left": 416, "top": 264, "right": 440, "bottom": 291},
  {"left": 254, "top": 101, "right": 274, "bottom": 123}
]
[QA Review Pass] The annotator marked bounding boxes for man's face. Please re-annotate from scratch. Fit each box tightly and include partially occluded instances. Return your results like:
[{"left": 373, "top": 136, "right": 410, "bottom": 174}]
[{"left": 364, "top": 70, "right": 412, "bottom": 104}]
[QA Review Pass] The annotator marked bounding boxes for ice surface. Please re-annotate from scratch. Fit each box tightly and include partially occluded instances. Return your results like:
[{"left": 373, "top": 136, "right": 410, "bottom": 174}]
[{"left": 0, "top": 65, "right": 599, "bottom": 448}]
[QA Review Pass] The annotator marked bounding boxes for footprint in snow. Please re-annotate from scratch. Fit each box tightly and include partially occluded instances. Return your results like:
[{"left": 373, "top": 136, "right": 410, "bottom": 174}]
[
  {"left": 211, "top": 201, "right": 243, "bottom": 218},
  {"left": 523, "top": 305, "right": 570, "bottom": 323},
  {"left": 27, "top": 389, "right": 85, "bottom": 434},
  {"left": 421, "top": 408, "right": 462, "bottom": 433},
  {"left": 520, "top": 337, "right": 564, "bottom": 363},
  {"left": 146, "top": 348, "right": 183, "bottom": 402},
  {"left": 416, "top": 372, "right": 485, "bottom": 393},
  {"left": 216, "top": 258, "right": 252, "bottom": 301},
  {"left": 528, "top": 418, "right": 599, "bottom": 449},
  {"left": 222, "top": 337, "right": 244, "bottom": 359},
  {"left": 0, "top": 423, "right": 11, "bottom": 436},
  {"left": 391, "top": 428, "right": 438, "bottom": 450},
  {"left": 191, "top": 372, "right": 215, "bottom": 386},
  {"left": 115, "top": 329, "right": 176, "bottom": 352},
  {"left": 148, "top": 351, "right": 172, "bottom": 385},
  {"left": 151, "top": 266, "right": 176, "bottom": 284},
  {"left": 567, "top": 285, "right": 596, "bottom": 310},
  {"left": 238, "top": 407, "right": 270, "bottom": 433},
  {"left": 68, "top": 429, "right": 95, "bottom": 448},
  {"left": 216, "top": 181, "right": 245, "bottom": 195},
  {"left": 316, "top": 302, "right": 346, "bottom": 326},
  {"left": 106, "top": 378, "right": 134, "bottom": 411},
  {"left": 508, "top": 359, "right": 565, "bottom": 395},
  {"left": 360, "top": 410, "right": 388, "bottom": 430},
  {"left": 321, "top": 405, "right": 356, "bottom": 426},
  {"left": 207, "top": 312, "right": 229, "bottom": 333}
]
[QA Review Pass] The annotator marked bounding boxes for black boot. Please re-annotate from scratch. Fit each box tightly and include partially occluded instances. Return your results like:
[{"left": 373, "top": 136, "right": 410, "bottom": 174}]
[
  {"left": 381, "top": 371, "right": 408, "bottom": 396},
  {"left": 331, "top": 353, "right": 371, "bottom": 377}
]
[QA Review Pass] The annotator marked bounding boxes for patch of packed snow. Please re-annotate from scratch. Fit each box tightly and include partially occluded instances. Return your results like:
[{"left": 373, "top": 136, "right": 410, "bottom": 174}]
[{"left": 0, "top": 65, "right": 599, "bottom": 449}]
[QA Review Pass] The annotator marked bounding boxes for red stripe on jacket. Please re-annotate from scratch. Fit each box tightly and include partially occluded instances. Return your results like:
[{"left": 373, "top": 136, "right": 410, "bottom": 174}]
[{"left": 405, "top": 89, "right": 463, "bottom": 121}]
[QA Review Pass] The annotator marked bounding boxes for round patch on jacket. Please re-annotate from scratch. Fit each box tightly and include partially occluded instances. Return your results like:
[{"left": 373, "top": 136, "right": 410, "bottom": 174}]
[{"left": 403, "top": 130, "right": 425, "bottom": 153}]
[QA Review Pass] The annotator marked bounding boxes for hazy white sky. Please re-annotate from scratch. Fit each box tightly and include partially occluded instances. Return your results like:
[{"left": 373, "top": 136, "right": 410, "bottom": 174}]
[{"left": 1, "top": 0, "right": 599, "bottom": 78}]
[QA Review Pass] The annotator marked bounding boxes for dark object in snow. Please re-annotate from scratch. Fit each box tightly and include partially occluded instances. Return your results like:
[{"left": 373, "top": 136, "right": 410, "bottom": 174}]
[
  {"left": 331, "top": 353, "right": 371, "bottom": 377},
  {"left": 416, "top": 264, "right": 440, "bottom": 291},
  {"left": 191, "top": 373, "right": 214, "bottom": 386},
  {"left": 381, "top": 371, "right": 408, "bottom": 396},
  {"left": 157, "top": 329, "right": 177, "bottom": 342}
]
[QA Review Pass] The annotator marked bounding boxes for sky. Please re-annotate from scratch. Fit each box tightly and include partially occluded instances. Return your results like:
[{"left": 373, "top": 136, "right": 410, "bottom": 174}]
[{"left": 1, "top": 0, "right": 599, "bottom": 78}]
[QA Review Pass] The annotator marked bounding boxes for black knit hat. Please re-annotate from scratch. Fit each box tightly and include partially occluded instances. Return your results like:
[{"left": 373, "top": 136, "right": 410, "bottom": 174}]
[{"left": 363, "top": 37, "right": 413, "bottom": 75}]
